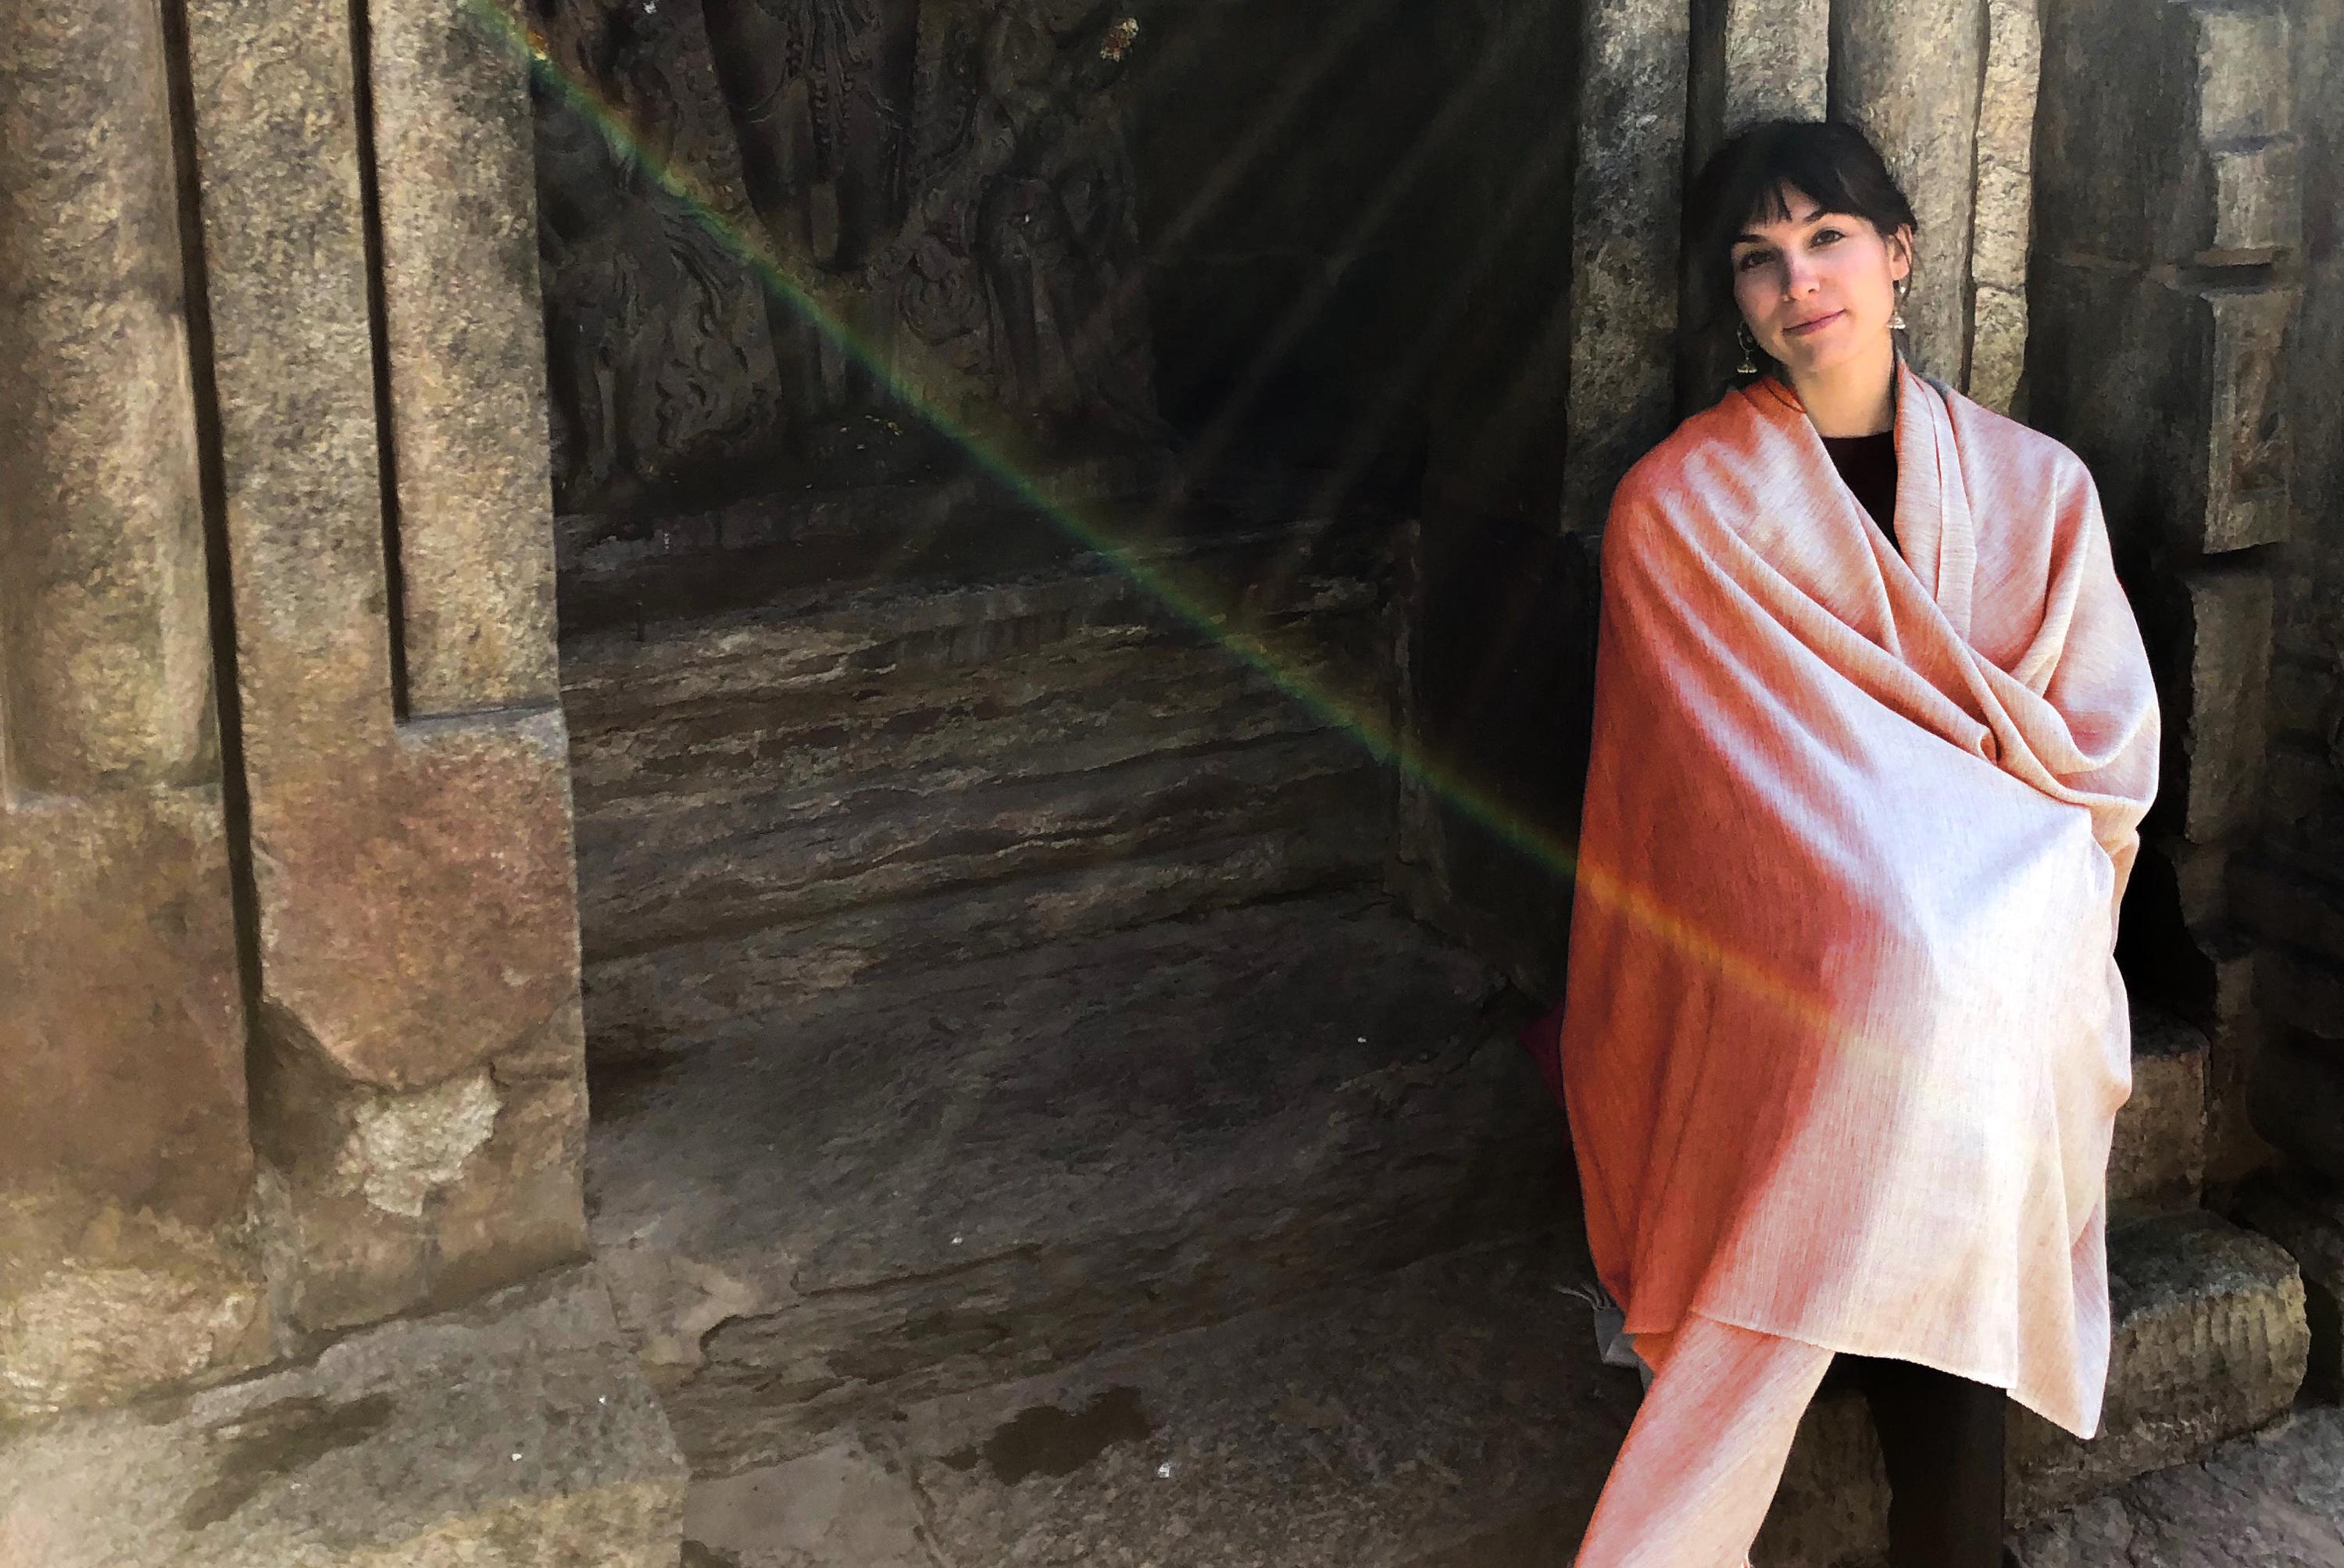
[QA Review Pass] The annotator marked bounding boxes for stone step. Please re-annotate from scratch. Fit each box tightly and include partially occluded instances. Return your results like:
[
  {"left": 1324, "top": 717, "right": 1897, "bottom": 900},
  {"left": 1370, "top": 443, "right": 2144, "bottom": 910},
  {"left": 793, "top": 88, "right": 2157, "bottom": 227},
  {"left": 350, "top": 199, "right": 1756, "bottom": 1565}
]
[
  {"left": 562, "top": 517, "right": 1395, "bottom": 1059},
  {"left": 2107, "top": 1004, "right": 2210, "bottom": 1222},
  {"left": 585, "top": 894, "right": 1565, "bottom": 1477},
  {"left": 0, "top": 1267, "right": 687, "bottom": 1566},
  {"left": 645, "top": 1215, "right": 2308, "bottom": 1566}
]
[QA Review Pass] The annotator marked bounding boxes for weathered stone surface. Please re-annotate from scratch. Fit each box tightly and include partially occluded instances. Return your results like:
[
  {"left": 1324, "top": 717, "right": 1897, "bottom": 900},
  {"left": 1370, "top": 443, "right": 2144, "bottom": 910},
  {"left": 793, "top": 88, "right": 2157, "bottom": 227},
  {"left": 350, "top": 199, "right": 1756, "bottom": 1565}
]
[
  {"left": 0, "top": 0, "right": 266, "bottom": 1414},
  {"left": 2160, "top": 567, "right": 2274, "bottom": 844},
  {"left": 1967, "top": 0, "right": 2040, "bottom": 413},
  {"left": 2234, "top": 1170, "right": 2344, "bottom": 1404},
  {"left": 0, "top": 2, "right": 215, "bottom": 791},
  {"left": 2035, "top": 0, "right": 2300, "bottom": 269},
  {"left": 2010, "top": 1405, "right": 2344, "bottom": 1568},
  {"left": 682, "top": 1441, "right": 937, "bottom": 1568},
  {"left": 1686, "top": 0, "right": 1828, "bottom": 183},
  {"left": 2235, "top": 857, "right": 2344, "bottom": 966},
  {"left": 589, "top": 895, "right": 1560, "bottom": 1473},
  {"left": 181, "top": 0, "right": 591, "bottom": 1328},
  {"left": 1561, "top": 0, "right": 1687, "bottom": 530},
  {"left": 1678, "top": 0, "right": 1828, "bottom": 405},
  {"left": 1828, "top": 0, "right": 1985, "bottom": 387},
  {"left": 0, "top": 1266, "right": 688, "bottom": 1566},
  {"left": 566, "top": 515, "right": 1388, "bottom": 1054},
  {"left": 885, "top": 1240, "right": 1639, "bottom": 1568},
  {"left": 2109, "top": 1008, "right": 2208, "bottom": 1221},
  {"left": 2006, "top": 1209, "right": 2308, "bottom": 1523},
  {"left": 370, "top": 0, "right": 561, "bottom": 715},
  {"left": 2251, "top": 1037, "right": 2344, "bottom": 1184},
  {"left": 2260, "top": 947, "right": 2344, "bottom": 1041},
  {"left": 2029, "top": 270, "right": 2296, "bottom": 561}
]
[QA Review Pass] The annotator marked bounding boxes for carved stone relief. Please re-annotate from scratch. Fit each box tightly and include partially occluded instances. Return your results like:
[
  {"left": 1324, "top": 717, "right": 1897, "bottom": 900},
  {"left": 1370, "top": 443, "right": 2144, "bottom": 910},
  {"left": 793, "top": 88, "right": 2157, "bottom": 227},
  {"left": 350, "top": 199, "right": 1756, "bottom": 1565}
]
[{"left": 530, "top": 0, "right": 1160, "bottom": 511}]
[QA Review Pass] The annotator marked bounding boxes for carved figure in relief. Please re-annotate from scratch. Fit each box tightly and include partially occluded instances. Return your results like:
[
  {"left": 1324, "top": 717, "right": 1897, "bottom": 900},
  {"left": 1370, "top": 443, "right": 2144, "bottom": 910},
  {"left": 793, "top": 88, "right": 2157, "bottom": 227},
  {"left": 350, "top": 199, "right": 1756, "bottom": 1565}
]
[{"left": 700, "top": 0, "right": 922, "bottom": 423}]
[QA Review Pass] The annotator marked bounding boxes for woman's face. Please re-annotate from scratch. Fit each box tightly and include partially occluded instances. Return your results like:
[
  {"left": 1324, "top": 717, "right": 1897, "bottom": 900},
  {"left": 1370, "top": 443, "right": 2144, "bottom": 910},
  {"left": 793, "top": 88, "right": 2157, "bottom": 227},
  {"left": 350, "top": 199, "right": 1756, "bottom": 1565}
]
[{"left": 1729, "top": 182, "right": 1911, "bottom": 377}]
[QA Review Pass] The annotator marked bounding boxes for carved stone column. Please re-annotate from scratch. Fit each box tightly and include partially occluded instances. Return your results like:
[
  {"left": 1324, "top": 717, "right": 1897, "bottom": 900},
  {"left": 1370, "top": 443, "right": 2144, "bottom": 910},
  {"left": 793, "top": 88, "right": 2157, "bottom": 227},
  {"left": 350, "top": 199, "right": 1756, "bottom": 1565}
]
[
  {"left": 181, "top": 0, "right": 589, "bottom": 1333},
  {"left": 0, "top": 1, "right": 268, "bottom": 1416},
  {"left": 2031, "top": 0, "right": 2304, "bottom": 1184}
]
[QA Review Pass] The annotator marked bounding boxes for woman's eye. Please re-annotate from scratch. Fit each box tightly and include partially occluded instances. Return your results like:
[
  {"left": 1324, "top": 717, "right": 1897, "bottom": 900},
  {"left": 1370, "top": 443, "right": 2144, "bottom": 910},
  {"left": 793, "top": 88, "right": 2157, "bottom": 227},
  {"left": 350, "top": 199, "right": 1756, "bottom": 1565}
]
[
  {"left": 1813, "top": 227, "right": 1844, "bottom": 245},
  {"left": 1736, "top": 252, "right": 1767, "bottom": 271}
]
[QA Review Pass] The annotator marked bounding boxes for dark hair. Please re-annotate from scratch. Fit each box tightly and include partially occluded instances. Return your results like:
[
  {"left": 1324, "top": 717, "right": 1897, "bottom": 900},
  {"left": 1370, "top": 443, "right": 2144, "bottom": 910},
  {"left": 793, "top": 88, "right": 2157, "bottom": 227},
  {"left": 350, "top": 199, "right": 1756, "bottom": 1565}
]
[{"left": 1684, "top": 119, "right": 1920, "bottom": 378}]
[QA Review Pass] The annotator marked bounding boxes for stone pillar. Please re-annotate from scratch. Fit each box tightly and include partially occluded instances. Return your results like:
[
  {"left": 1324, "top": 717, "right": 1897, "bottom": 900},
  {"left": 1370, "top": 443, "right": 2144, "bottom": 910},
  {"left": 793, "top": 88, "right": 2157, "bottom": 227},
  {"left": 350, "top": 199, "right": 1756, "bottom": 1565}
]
[
  {"left": 1828, "top": 0, "right": 1988, "bottom": 390},
  {"left": 2031, "top": 0, "right": 2304, "bottom": 1185},
  {"left": 180, "top": 0, "right": 588, "bottom": 1332},
  {"left": 0, "top": 3, "right": 268, "bottom": 1413},
  {"left": 1678, "top": 0, "right": 1828, "bottom": 409},
  {"left": 1558, "top": 0, "right": 1690, "bottom": 537}
]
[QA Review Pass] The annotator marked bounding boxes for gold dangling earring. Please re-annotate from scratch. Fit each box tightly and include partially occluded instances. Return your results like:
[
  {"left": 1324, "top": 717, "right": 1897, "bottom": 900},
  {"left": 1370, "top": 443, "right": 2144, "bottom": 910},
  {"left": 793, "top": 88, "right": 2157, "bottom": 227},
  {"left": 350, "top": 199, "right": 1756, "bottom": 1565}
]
[
  {"left": 1735, "top": 323, "right": 1759, "bottom": 376},
  {"left": 1889, "top": 277, "right": 1909, "bottom": 332}
]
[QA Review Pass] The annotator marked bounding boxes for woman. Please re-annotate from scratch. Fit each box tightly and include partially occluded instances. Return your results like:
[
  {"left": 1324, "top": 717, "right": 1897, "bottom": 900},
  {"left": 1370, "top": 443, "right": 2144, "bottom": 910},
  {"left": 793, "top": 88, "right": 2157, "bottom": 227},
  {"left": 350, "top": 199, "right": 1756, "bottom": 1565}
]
[{"left": 1544, "top": 120, "right": 2160, "bottom": 1566}]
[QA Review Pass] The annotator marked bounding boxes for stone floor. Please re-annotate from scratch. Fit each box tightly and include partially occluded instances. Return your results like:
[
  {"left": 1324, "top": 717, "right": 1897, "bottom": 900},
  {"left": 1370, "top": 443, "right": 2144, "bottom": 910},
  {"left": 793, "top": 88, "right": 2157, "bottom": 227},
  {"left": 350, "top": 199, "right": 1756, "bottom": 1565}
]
[
  {"left": 2009, "top": 1402, "right": 2344, "bottom": 1567},
  {"left": 666, "top": 1227, "right": 2338, "bottom": 1568}
]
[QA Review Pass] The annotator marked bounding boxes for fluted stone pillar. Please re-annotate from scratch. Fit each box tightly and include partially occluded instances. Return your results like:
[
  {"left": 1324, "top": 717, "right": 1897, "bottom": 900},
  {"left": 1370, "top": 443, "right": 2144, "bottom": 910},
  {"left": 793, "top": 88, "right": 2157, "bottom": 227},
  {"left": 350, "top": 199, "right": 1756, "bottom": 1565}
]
[
  {"left": 1828, "top": 0, "right": 1987, "bottom": 388},
  {"left": 1678, "top": 0, "right": 1828, "bottom": 408},
  {"left": 180, "top": 0, "right": 588, "bottom": 1333},
  {"left": 0, "top": 2, "right": 270, "bottom": 1416}
]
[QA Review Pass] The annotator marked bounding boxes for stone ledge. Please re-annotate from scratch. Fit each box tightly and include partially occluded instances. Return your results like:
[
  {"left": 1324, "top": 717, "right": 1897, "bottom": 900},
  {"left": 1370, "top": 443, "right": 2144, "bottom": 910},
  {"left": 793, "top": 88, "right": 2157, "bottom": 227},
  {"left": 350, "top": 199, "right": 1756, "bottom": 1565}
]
[
  {"left": 0, "top": 1266, "right": 686, "bottom": 1567},
  {"left": 2110, "top": 1006, "right": 2210, "bottom": 1221},
  {"left": 2009, "top": 1208, "right": 2308, "bottom": 1523},
  {"left": 2233, "top": 1170, "right": 2344, "bottom": 1402}
]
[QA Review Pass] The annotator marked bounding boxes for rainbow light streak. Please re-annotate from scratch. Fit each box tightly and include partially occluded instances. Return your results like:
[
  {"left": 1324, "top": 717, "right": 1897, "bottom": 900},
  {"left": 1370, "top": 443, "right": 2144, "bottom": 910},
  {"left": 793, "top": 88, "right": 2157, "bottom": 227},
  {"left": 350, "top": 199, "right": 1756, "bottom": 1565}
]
[{"left": 465, "top": 0, "right": 1847, "bottom": 1041}]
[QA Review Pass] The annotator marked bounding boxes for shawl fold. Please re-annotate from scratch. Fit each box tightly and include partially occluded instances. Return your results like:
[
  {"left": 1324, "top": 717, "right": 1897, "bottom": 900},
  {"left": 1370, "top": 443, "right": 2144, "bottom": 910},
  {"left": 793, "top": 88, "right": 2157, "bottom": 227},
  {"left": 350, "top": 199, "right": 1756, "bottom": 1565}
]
[{"left": 1538, "top": 358, "right": 2158, "bottom": 1439}]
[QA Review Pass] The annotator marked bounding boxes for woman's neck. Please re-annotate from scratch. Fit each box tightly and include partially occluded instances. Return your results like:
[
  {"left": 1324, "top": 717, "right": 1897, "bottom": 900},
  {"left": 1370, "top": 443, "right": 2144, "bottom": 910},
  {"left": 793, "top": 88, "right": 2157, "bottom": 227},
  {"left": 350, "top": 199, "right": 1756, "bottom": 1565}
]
[{"left": 1787, "top": 338, "right": 1899, "bottom": 438}]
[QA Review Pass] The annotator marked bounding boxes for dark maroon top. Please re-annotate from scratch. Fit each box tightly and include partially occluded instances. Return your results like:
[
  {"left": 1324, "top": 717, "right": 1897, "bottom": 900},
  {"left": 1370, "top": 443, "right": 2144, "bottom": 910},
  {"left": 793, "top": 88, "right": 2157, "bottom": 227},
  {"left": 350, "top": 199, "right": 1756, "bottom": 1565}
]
[{"left": 1820, "top": 430, "right": 1898, "bottom": 553}]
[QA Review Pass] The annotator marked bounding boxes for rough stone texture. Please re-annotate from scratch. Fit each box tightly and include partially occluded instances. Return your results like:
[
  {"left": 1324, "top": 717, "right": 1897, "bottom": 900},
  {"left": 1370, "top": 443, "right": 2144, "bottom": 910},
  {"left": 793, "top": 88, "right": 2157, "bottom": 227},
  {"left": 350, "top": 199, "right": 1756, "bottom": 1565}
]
[
  {"left": 588, "top": 895, "right": 1563, "bottom": 1475},
  {"left": 2006, "top": 1209, "right": 2309, "bottom": 1523},
  {"left": 2034, "top": 0, "right": 2302, "bottom": 271},
  {"left": 183, "top": 0, "right": 589, "bottom": 1330},
  {"left": 881, "top": 1241, "right": 1641, "bottom": 1568},
  {"left": 1968, "top": 0, "right": 2040, "bottom": 414},
  {"left": 1560, "top": 0, "right": 1688, "bottom": 531},
  {"left": 2260, "top": 0, "right": 2343, "bottom": 984},
  {"left": 370, "top": 0, "right": 562, "bottom": 716},
  {"left": 2236, "top": 856, "right": 2344, "bottom": 966},
  {"left": 2158, "top": 566, "right": 2276, "bottom": 845},
  {"left": 0, "top": 1266, "right": 688, "bottom": 1566},
  {"left": 2030, "top": 269, "right": 2296, "bottom": 563},
  {"left": 1678, "top": 0, "right": 1829, "bottom": 407},
  {"left": 2109, "top": 1007, "right": 2210, "bottom": 1221},
  {"left": 2234, "top": 1170, "right": 2344, "bottom": 1402},
  {"left": 1828, "top": 0, "right": 1985, "bottom": 388},
  {"left": 656, "top": 1220, "right": 2327, "bottom": 1568},
  {"left": 0, "top": 5, "right": 214, "bottom": 791},
  {"left": 0, "top": 1, "right": 266, "bottom": 1413},
  {"left": 564, "top": 513, "right": 1388, "bottom": 1056},
  {"left": 2251, "top": 1036, "right": 2344, "bottom": 1184},
  {"left": 2010, "top": 1405, "right": 2344, "bottom": 1568}
]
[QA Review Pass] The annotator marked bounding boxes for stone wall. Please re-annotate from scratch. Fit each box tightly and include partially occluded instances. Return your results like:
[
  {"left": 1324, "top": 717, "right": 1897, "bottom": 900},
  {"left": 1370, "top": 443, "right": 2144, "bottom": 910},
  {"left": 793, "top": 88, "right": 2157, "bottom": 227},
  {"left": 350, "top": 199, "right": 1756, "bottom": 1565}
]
[
  {"left": 0, "top": 0, "right": 266, "bottom": 1416},
  {"left": 1396, "top": 0, "right": 2046, "bottom": 993},
  {"left": 2031, "top": 0, "right": 2307, "bottom": 1187},
  {"left": 2244, "top": 0, "right": 2344, "bottom": 1187},
  {"left": 0, "top": 0, "right": 591, "bottom": 1415}
]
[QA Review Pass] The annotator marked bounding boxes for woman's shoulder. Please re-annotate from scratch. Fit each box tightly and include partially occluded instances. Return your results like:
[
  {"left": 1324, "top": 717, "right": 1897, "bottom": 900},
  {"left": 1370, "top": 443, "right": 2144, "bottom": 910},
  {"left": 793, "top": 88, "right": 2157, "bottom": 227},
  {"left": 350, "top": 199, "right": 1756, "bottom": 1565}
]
[
  {"left": 1611, "top": 384, "right": 1771, "bottom": 513},
  {"left": 1934, "top": 376, "right": 2096, "bottom": 495}
]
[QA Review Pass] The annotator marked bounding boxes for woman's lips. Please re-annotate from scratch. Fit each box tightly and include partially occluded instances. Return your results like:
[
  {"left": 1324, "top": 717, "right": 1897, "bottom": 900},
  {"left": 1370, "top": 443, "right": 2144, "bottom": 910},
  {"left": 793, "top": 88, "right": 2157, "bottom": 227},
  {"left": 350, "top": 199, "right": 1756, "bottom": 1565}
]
[{"left": 1785, "top": 309, "right": 1843, "bottom": 338}]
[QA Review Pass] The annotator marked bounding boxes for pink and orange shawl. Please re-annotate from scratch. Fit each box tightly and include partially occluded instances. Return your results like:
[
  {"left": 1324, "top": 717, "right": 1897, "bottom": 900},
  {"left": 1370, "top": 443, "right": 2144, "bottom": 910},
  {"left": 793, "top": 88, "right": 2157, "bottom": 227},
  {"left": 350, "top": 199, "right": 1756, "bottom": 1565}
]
[{"left": 1542, "top": 355, "right": 2159, "bottom": 1439}]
